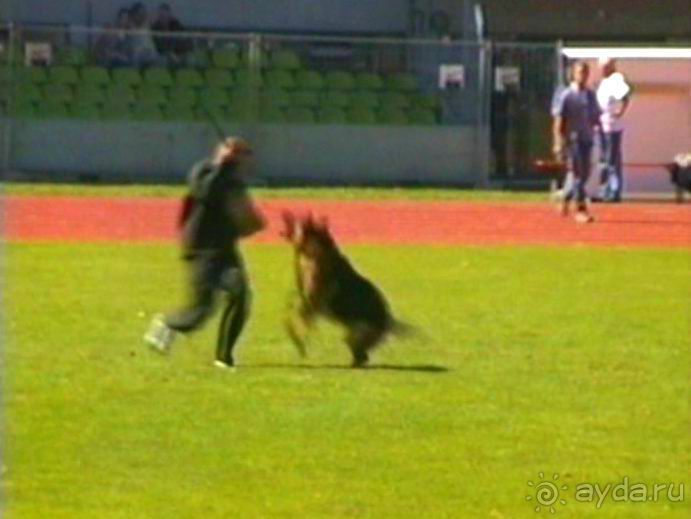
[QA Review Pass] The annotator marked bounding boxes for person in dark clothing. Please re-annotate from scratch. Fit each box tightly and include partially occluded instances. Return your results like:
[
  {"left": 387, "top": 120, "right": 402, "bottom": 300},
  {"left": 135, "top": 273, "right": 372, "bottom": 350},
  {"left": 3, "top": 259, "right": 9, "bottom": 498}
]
[
  {"left": 145, "top": 137, "right": 265, "bottom": 369},
  {"left": 552, "top": 61, "right": 601, "bottom": 223},
  {"left": 151, "top": 3, "right": 191, "bottom": 64}
]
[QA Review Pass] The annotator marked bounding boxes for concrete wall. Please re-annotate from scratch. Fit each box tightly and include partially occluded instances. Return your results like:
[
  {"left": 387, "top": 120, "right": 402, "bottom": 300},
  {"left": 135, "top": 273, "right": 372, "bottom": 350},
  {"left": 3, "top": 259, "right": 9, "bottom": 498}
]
[{"left": 7, "top": 120, "right": 480, "bottom": 186}]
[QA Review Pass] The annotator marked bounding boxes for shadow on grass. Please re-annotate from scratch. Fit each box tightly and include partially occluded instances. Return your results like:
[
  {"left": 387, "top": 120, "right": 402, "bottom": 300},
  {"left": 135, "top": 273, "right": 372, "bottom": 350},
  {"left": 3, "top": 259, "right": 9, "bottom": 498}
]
[{"left": 243, "top": 363, "right": 450, "bottom": 373}]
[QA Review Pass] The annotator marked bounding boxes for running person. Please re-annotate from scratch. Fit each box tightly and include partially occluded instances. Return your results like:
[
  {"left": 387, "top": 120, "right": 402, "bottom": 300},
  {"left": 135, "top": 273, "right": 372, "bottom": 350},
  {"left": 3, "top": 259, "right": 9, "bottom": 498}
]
[
  {"left": 552, "top": 61, "right": 601, "bottom": 223},
  {"left": 145, "top": 137, "right": 265, "bottom": 368}
]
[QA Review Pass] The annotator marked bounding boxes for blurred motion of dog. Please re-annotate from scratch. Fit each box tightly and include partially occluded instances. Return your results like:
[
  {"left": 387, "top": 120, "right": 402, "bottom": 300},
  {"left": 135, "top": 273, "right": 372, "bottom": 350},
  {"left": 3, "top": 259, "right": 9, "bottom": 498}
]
[{"left": 280, "top": 211, "right": 413, "bottom": 367}]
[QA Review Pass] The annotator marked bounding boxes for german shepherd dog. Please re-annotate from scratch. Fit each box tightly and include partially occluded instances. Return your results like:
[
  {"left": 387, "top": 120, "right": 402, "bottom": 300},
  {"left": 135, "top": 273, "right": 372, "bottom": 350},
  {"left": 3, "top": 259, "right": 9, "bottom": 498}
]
[{"left": 281, "top": 211, "right": 408, "bottom": 367}]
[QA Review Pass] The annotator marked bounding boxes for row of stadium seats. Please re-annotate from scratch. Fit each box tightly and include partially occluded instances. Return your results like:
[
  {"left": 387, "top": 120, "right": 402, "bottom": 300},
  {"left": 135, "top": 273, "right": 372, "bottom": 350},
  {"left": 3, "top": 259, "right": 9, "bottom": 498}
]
[
  {"left": 7, "top": 98, "right": 438, "bottom": 125},
  {"left": 10, "top": 65, "right": 420, "bottom": 92},
  {"left": 12, "top": 82, "right": 438, "bottom": 111}
]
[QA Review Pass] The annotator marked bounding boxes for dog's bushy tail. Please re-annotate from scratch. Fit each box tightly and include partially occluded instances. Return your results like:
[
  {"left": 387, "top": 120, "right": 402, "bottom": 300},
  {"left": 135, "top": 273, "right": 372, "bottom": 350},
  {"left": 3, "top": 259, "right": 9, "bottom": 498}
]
[{"left": 389, "top": 319, "right": 422, "bottom": 340}]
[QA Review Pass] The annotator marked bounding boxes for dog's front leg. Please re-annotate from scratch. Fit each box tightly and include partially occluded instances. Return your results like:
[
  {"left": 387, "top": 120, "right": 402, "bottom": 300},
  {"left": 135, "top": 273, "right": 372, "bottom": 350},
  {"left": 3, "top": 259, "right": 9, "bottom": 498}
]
[{"left": 285, "top": 298, "right": 314, "bottom": 358}]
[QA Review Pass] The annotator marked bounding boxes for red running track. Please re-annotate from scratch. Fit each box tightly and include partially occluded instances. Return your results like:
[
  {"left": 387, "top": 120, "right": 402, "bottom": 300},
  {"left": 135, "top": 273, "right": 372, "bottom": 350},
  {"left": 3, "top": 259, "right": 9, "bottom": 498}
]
[{"left": 3, "top": 196, "right": 690, "bottom": 248}]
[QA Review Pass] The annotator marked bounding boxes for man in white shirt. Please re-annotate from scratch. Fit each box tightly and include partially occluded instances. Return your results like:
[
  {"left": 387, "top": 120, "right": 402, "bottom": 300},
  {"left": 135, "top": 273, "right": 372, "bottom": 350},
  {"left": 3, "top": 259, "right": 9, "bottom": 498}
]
[{"left": 597, "top": 58, "right": 631, "bottom": 202}]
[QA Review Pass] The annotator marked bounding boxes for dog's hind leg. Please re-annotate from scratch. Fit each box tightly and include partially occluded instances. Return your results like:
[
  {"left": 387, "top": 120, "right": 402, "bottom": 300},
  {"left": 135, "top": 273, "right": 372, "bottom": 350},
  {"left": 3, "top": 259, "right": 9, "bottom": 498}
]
[
  {"left": 285, "top": 298, "right": 315, "bottom": 358},
  {"left": 345, "top": 324, "right": 385, "bottom": 368}
]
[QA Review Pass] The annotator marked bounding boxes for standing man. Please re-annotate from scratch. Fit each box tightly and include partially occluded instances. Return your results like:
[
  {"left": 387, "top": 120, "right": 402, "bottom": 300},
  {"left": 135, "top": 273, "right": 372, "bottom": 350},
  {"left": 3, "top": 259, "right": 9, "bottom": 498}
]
[
  {"left": 145, "top": 138, "right": 265, "bottom": 368},
  {"left": 552, "top": 61, "right": 601, "bottom": 223},
  {"left": 597, "top": 58, "right": 631, "bottom": 202}
]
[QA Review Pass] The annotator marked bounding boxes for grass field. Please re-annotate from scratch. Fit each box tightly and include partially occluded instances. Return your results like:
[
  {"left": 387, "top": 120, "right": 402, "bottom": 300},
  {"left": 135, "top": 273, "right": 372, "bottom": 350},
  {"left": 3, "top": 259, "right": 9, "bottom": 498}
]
[{"left": 3, "top": 236, "right": 689, "bottom": 517}]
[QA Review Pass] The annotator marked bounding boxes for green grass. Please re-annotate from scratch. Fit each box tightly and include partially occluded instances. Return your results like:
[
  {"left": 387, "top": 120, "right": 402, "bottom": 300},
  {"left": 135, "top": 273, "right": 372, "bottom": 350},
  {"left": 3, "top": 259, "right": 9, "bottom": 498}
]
[
  {"left": 2, "top": 182, "right": 545, "bottom": 202},
  {"left": 3, "top": 243, "right": 689, "bottom": 518}
]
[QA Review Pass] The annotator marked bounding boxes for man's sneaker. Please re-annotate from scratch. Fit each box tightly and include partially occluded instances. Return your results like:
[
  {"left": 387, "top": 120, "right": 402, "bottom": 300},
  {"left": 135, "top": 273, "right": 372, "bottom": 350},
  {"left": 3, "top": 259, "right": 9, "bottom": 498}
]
[
  {"left": 144, "top": 314, "right": 176, "bottom": 354},
  {"left": 574, "top": 211, "right": 595, "bottom": 224},
  {"left": 213, "top": 360, "right": 236, "bottom": 371}
]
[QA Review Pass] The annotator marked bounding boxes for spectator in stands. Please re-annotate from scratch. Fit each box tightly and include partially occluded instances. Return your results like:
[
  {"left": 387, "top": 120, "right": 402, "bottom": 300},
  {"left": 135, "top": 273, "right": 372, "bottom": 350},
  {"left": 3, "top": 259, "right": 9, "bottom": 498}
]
[
  {"left": 129, "top": 2, "right": 161, "bottom": 66},
  {"left": 552, "top": 61, "right": 601, "bottom": 223},
  {"left": 94, "top": 7, "right": 133, "bottom": 67},
  {"left": 597, "top": 58, "right": 631, "bottom": 202},
  {"left": 152, "top": 3, "right": 192, "bottom": 65}
]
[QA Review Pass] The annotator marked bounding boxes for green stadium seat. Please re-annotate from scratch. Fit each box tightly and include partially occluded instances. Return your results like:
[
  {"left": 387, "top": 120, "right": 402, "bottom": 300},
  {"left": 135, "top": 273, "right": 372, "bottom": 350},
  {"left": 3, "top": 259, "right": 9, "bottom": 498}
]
[
  {"left": 380, "top": 92, "right": 411, "bottom": 109},
  {"left": 199, "top": 87, "right": 231, "bottom": 109},
  {"left": 320, "top": 91, "right": 350, "bottom": 108},
  {"left": 200, "top": 103, "right": 227, "bottom": 121},
  {"left": 346, "top": 106, "right": 376, "bottom": 125},
  {"left": 204, "top": 68, "right": 234, "bottom": 88},
  {"left": 144, "top": 67, "right": 173, "bottom": 87},
  {"left": 226, "top": 103, "right": 257, "bottom": 122},
  {"left": 285, "top": 106, "right": 315, "bottom": 124},
  {"left": 260, "top": 105, "right": 286, "bottom": 123},
  {"left": 56, "top": 48, "right": 89, "bottom": 66},
  {"left": 317, "top": 106, "right": 347, "bottom": 124},
  {"left": 42, "top": 83, "right": 74, "bottom": 102},
  {"left": 355, "top": 72, "right": 384, "bottom": 91},
  {"left": 101, "top": 98, "right": 132, "bottom": 120},
  {"left": 295, "top": 70, "right": 324, "bottom": 90},
  {"left": 377, "top": 107, "right": 409, "bottom": 125},
  {"left": 408, "top": 108, "right": 437, "bottom": 125},
  {"left": 291, "top": 90, "right": 319, "bottom": 108},
  {"left": 112, "top": 68, "right": 142, "bottom": 87},
  {"left": 49, "top": 66, "right": 79, "bottom": 85},
  {"left": 261, "top": 88, "right": 291, "bottom": 108},
  {"left": 234, "top": 69, "right": 263, "bottom": 88},
  {"left": 169, "top": 86, "right": 197, "bottom": 108},
  {"left": 137, "top": 84, "right": 168, "bottom": 106},
  {"left": 35, "top": 99, "right": 70, "bottom": 119},
  {"left": 176, "top": 68, "right": 204, "bottom": 88},
  {"left": 212, "top": 49, "right": 240, "bottom": 69},
  {"left": 412, "top": 93, "right": 440, "bottom": 110},
  {"left": 350, "top": 91, "right": 379, "bottom": 108},
  {"left": 10, "top": 97, "right": 37, "bottom": 118},
  {"left": 325, "top": 71, "right": 355, "bottom": 90},
  {"left": 189, "top": 48, "right": 211, "bottom": 68},
  {"left": 17, "top": 83, "right": 43, "bottom": 101},
  {"left": 81, "top": 66, "right": 110, "bottom": 86},
  {"left": 75, "top": 84, "right": 106, "bottom": 103},
  {"left": 165, "top": 104, "right": 197, "bottom": 121},
  {"left": 265, "top": 69, "right": 296, "bottom": 90},
  {"left": 105, "top": 84, "right": 136, "bottom": 104},
  {"left": 270, "top": 50, "right": 301, "bottom": 70},
  {"left": 386, "top": 73, "right": 418, "bottom": 92},
  {"left": 132, "top": 100, "right": 165, "bottom": 120},
  {"left": 70, "top": 100, "right": 102, "bottom": 120},
  {"left": 17, "top": 67, "right": 48, "bottom": 84}
]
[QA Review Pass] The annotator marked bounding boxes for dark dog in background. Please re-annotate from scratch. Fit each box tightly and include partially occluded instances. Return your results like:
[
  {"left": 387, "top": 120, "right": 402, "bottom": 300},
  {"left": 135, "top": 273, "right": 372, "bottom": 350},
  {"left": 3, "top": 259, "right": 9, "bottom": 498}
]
[
  {"left": 666, "top": 162, "right": 691, "bottom": 203},
  {"left": 281, "top": 211, "right": 411, "bottom": 367}
]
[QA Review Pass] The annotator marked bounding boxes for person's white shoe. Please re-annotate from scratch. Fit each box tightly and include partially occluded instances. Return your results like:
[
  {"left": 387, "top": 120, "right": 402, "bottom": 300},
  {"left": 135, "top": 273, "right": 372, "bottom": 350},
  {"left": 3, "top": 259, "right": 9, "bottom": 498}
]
[
  {"left": 144, "top": 314, "right": 176, "bottom": 354},
  {"left": 213, "top": 360, "right": 236, "bottom": 372}
]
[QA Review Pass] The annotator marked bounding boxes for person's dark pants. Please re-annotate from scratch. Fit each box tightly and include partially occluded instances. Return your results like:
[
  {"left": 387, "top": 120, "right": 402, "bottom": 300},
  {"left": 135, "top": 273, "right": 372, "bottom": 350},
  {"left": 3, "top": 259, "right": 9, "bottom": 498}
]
[
  {"left": 165, "top": 252, "right": 250, "bottom": 365},
  {"left": 599, "top": 130, "right": 624, "bottom": 201},
  {"left": 565, "top": 138, "right": 593, "bottom": 210}
]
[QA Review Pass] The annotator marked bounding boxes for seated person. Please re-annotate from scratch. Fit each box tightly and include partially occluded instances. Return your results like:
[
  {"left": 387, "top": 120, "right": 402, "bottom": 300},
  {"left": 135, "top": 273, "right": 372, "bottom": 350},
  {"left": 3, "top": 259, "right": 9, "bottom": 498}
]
[
  {"left": 129, "top": 2, "right": 161, "bottom": 66},
  {"left": 93, "top": 8, "right": 133, "bottom": 67},
  {"left": 151, "top": 3, "right": 192, "bottom": 64}
]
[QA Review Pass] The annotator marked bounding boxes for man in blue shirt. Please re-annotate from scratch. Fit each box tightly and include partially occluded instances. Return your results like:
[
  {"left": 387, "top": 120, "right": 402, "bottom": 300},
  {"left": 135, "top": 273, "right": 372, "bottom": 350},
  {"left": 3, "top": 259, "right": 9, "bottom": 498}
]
[{"left": 552, "top": 61, "right": 601, "bottom": 223}]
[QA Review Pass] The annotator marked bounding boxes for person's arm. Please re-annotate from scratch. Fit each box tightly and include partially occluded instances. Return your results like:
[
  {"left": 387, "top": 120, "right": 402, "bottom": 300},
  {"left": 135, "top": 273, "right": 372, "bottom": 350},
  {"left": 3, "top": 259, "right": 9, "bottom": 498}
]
[
  {"left": 552, "top": 116, "right": 566, "bottom": 159},
  {"left": 616, "top": 96, "right": 631, "bottom": 118},
  {"left": 228, "top": 193, "right": 265, "bottom": 237}
]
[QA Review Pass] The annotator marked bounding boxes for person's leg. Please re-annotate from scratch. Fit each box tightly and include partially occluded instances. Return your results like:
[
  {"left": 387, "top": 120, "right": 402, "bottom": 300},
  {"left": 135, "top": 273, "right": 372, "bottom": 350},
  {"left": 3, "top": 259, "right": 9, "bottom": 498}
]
[
  {"left": 165, "top": 257, "right": 217, "bottom": 332},
  {"left": 145, "top": 257, "right": 217, "bottom": 353},
  {"left": 611, "top": 131, "right": 624, "bottom": 201},
  {"left": 574, "top": 140, "right": 594, "bottom": 221},
  {"left": 215, "top": 264, "right": 251, "bottom": 367},
  {"left": 598, "top": 130, "right": 610, "bottom": 198}
]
